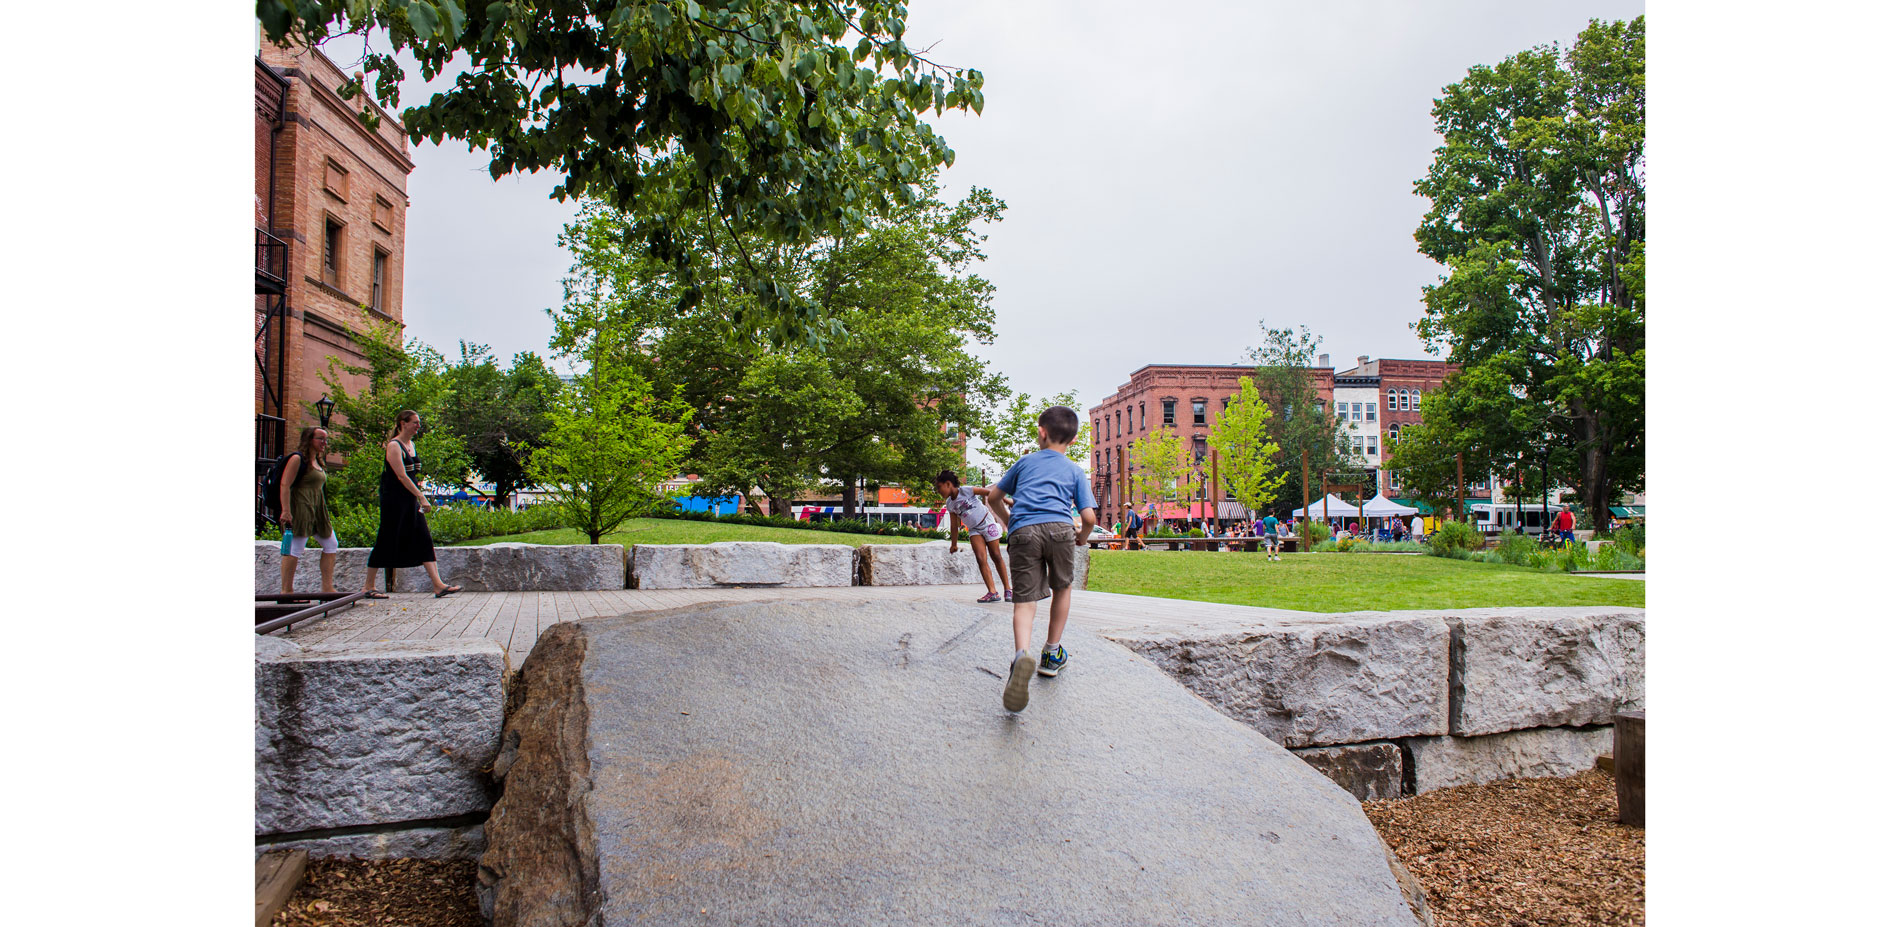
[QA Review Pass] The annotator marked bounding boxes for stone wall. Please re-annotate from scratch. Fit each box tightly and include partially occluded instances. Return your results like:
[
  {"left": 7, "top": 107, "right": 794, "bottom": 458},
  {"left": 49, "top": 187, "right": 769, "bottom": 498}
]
[
  {"left": 629, "top": 542, "right": 856, "bottom": 589},
  {"left": 256, "top": 541, "right": 624, "bottom": 593},
  {"left": 255, "top": 635, "right": 506, "bottom": 859},
  {"left": 255, "top": 539, "right": 1090, "bottom": 592},
  {"left": 1108, "top": 606, "right": 1643, "bottom": 798}
]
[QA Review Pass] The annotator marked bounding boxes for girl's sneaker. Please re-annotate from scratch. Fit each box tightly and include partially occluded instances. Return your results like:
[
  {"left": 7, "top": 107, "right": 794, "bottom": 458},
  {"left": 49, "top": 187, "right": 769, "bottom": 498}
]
[
  {"left": 977, "top": 592, "right": 1002, "bottom": 603},
  {"left": 1003, "top": 589, "right": 1014, "bottom": 602}
]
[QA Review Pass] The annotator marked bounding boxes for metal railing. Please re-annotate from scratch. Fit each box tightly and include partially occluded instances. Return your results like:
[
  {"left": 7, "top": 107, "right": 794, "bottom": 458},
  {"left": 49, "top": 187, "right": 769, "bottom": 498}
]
[{"left": 256, "top": 228, "right": 288, "bottom": 292}]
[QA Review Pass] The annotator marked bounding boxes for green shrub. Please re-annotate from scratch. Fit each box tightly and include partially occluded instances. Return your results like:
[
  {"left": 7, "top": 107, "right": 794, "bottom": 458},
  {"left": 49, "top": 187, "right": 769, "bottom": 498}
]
[
  {"left": 1610, "top": 524, "right": 1646, "bottom": 558},
  {"left": 1296, "top": 520, "right": 1331, "bottom": 550},
  {"left": 1495, "top": 533, "right": 1537, "bottom": 566},
  {"left": 1187, "top": 527, "right": 1206, "bottom": 538},
  {"left": 1428, "top": 521, "right": 1481, "bottom": 557},
  {"left": 1335, "top": 535, "right": 1357, "bottom": 553}
]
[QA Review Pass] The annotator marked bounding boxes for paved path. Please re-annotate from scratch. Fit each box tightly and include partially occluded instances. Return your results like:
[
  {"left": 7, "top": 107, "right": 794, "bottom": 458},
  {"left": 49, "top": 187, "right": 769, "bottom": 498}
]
[
  {"left": 278, "top": 585, "right": 1318, "bottom": 669},
  {"left": 1571, "top": 572, "right": 1647, "bottom": 581}
]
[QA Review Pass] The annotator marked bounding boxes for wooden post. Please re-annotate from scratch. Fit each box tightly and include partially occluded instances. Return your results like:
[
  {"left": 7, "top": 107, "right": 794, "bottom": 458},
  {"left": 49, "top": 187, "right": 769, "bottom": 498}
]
[
  {"left": 1455, "top": 452, "right": 1465, "bottom": 525},
  {"left": 1210, "top": 447, "right": 1220, "bottom": 529},
  {"left": 255, "top": 849, "right": 309, "bottom": 927},
  {"left": 1614, "top": 709, "right": 1645, "bottom": 827},
  {"left": 1301, "top": 449, "right": 1310, "bottom": 552}
]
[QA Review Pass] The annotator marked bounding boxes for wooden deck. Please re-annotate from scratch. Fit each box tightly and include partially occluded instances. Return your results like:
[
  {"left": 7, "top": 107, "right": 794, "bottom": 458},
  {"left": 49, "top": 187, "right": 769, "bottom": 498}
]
[{"left": 276, "top": 585, "right": 1319, "bottom": 669}]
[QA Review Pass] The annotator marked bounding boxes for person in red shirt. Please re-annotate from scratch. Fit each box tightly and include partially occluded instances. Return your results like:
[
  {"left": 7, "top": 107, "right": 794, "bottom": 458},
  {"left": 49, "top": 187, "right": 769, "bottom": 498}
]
[{"left": 1556, "top": 507, "right": 1576, "bottom": 543}]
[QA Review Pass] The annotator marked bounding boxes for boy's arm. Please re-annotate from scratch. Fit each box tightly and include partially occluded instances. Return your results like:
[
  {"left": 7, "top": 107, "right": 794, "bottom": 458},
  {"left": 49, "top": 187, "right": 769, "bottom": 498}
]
[{"left": 1076, "top": 507, "right": 1097, "bottom": 545}]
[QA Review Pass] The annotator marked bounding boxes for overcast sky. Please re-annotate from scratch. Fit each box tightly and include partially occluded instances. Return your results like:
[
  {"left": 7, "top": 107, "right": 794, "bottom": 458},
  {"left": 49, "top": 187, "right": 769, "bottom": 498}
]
[{"left": 376, "top": 0, "right": 1644, "bottom": 411}]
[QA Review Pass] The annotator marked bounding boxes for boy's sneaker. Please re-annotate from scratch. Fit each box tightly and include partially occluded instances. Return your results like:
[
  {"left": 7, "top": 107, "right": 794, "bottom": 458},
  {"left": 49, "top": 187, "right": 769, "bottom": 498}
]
[
  {"left": 1003, "top": 649, "right": 1036, "bottom": 712},
  {"left": 1038, "top": 644, "right": 1069, "bottom": 677},
  {"left": 977, "top": 592, "right": 1002, "bottom": 603}
]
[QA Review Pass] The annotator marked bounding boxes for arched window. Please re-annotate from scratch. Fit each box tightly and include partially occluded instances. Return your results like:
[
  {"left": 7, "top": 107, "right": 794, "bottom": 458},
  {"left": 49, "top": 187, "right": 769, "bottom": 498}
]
[
  {"left": 1387, "top": 388, "right": 1397, "bottom": 410},
  {"left": 1411, "top": 389, "right": 1421, "bottom": 409}
]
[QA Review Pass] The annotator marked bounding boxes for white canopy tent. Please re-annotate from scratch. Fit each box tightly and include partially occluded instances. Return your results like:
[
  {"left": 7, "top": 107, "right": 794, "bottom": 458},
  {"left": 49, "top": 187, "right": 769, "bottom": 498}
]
[
  {"left": 1291, "top": 495, "right": 1368, "bottom": 519},
  {"left": 1356, "top": 494, "right": 1419, "bottom": 518}
]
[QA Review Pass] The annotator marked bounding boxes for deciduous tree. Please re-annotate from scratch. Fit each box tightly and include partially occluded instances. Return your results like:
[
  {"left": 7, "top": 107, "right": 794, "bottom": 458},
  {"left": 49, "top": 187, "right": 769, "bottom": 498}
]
[
  {"left": 1248, "top": 324, "right": 1353, "bottom": 516},
  {"left": 1206, "top": 376, "right": 1284, "bottom": 517},
  {"left": 1412, "top": 17, "right": 1644, "bottom": 528}
]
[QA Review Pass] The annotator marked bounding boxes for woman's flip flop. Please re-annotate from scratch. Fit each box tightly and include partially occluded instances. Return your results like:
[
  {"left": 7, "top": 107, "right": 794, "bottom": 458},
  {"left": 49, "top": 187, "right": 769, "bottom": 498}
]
[
  {"left": 363, "top": 591, "right": 389, "bottom": 600},
  {"left": 434, "top": 585, "right": 462, "bottom": 598}
]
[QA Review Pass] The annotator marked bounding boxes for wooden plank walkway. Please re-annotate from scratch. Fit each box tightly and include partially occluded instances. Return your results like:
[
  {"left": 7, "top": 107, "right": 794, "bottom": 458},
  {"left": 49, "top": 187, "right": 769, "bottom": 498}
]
[{"left": 277, "top": 585, "right": 1319, "bottom": 670}]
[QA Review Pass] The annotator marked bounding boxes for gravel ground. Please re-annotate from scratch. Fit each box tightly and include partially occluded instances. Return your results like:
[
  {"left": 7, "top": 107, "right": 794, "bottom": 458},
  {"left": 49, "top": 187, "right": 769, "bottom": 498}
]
[
  {"left": 1366, "top": 768, "right": 1644, "bottom": 926},
  {"left": 268, "top": 770, "right": 1642, "bottom": 926},
  {"left": 269, "top": 858, "right": 483, "bottom": 927}
]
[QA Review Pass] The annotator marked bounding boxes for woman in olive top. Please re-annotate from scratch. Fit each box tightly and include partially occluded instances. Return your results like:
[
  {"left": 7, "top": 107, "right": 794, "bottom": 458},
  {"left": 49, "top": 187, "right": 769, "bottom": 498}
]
[
  {"left": 279, "top": 427, "right": 340, "bottom": 595},
  {"left": 361, "top": 410, "right": 461, "bottom": 598}
]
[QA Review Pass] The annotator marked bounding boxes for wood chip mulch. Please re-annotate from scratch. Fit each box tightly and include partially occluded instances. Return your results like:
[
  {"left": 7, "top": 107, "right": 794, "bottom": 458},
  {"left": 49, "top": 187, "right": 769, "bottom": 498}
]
[
  {"left": 269, "top": 858, "right": 485, "bottom": 927},
  {"left": 268, "top": 770, "right": 1641, "bottom": 926},
  {"left": 1365, "top": 768, "right": 1644, "bottom": 926}
]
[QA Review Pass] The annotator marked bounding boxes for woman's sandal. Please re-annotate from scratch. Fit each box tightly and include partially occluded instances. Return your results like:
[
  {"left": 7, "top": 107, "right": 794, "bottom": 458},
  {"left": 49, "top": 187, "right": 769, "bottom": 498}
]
[
  {"left": 363, "top": 591, "right": 390, "bottom": 600},
  {"left": 434, "top": 585, "right": 462, "bottom": 598}
]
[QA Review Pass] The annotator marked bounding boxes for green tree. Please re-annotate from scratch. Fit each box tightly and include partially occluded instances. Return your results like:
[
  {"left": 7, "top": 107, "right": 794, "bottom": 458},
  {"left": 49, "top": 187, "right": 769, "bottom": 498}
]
[
  {"left": 438, "top": 343, "right": 564, "bottom": 508},
  {"left": 1127, "top": 430, "right": 1188, "bottom": 510},
  {"left": 258, "top": 0, "right": 985, "bottom": 345},
  {"left": 1248, "top": 324, "right": 1353, "bottom": 516},
  {"left": 318, "top": 316, "right": 471, "bottom": 508},
  {"left": 974, "top": 389, "right": 1091, "bottom": 474},
  {"left": 1206, "top": 376, "right": 1285, "bottom": 516},
  {"left": 549, "top": 179, "right": 1006, "bottom": 516},
  {"left": 529, "top": 316, "right": 693, "bottom": 543},
  {"left": 1412, "top": 17, "right": 1645, "bottom": 529}
]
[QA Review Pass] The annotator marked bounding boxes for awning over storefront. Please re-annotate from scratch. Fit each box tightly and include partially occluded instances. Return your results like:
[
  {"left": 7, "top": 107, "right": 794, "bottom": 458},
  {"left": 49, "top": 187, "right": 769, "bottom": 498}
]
[{"left": 1609, "top": 505, "right": 1646, "bottom": 518}]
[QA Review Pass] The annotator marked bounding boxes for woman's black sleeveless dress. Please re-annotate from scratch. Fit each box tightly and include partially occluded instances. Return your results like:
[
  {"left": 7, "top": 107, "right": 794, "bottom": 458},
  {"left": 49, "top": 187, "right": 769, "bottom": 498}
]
[{"left": 366, "top": 442, "right": 436, "bottom": 568}]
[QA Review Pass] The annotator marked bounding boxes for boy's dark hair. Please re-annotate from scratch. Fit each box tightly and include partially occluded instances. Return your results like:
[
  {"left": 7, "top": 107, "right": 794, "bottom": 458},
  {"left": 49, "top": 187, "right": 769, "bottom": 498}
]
[
  {"left": 1038, "top": 405, "right": 1079, "bottom": 444},
  {"left": 935, "top": 469, "right": 961, "bottom": 487}
]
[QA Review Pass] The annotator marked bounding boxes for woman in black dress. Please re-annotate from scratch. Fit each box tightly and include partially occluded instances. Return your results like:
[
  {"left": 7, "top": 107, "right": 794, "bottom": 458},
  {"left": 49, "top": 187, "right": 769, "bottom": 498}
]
[{"left": 361, "top": 410, "right": 461, "bottom": 598}]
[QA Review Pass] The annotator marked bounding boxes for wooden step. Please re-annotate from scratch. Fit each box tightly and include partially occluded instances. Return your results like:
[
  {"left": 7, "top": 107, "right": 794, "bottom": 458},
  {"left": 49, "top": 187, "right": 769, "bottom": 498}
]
[{"left": 254, "top": 849, "right": 307, "bottom": 927}]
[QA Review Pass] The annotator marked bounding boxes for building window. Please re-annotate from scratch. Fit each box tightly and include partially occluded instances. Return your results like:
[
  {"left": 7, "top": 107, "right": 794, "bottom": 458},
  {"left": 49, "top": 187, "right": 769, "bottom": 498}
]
[
  {"left": 1115, "top": 411, "right": 1121, "bottom": 437},
  {"left": 1411, "top": 389, "right": 1421, "bottom": 409},
  {"left": 371, "top": 248, "right": 389, "bottom": 311},
  {"left": 1388, "top": 423, "right": 1400, "bottom": 443},
  {"left": 1192, "top": 400, "right": 1207, "bottom": 426},
  {"left": 1387, "top": 389, "right": 1397, "bottom": 411},
  {"left": 1366, "top": 438, "right": 1378, "bottom": 457},
  {"left": 1352, "top": 434, "right": 1364, "bottom": 455},
  {"left": 323, "top": 159, "right": 349, "bottom": 200},
  {"left": 1335, "top": 401, "right": 1346, "bottom": 420},
  {"left": 1351, "top": 402, "right": 1362, "bottom": 422},
  {"left": 322, "top": 217, "right": 343, "bottom": 286},
  {"left": 1162, "top": 400, "right": 1176, "bottom": 425},
  {"left": 1139, "top": 403, "right": 1145, "bottom": 429}
]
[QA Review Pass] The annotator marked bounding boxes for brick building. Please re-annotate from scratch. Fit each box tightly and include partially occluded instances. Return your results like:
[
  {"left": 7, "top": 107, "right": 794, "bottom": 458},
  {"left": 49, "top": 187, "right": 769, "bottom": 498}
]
[
  {"left": 255, "top": 36, "right": 414, "bottom": 470},
  {"left": 1088, "top": 354, "right": 1470, "bottom": 520}
]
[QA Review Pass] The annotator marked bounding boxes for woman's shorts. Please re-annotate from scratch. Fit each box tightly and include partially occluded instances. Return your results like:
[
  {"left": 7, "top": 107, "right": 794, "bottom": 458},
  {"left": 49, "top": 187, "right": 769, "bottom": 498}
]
[{"left": 284, "top": 530, "right": 340, "bottom": 556}]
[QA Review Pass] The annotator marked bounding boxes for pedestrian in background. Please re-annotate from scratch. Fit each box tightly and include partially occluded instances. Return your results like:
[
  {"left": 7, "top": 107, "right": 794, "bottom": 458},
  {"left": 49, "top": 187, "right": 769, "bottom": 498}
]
[
  {"left": 278, "top": 426, "right": 339, "bottom": 597},
  {"left": 361, "top": 410, "right": 461, "bottom": 599}
]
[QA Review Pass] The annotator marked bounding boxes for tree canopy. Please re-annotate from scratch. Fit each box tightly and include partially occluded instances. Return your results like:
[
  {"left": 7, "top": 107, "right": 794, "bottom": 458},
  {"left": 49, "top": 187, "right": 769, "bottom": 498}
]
[
  {"left": 1248, "top": 324, "right": 1353, "bottom": 517},
  {"left": 1411, "top": 17, "right": 1644, "bottom": 528},
  {"left": 436, "top": 343, "right": 564, "bottom": 508},
  {"left": 548, "top": 177, "right": 1006, "bottom": 516},
  {"left": 1206, "top": 376, "right": 1284, "bottom": 516},
  {"left": 973, "top": 390, "right": 1091, "bottom": 476},
  {"left": 257, "top": 0, "right": 985, "bottom": 345}
]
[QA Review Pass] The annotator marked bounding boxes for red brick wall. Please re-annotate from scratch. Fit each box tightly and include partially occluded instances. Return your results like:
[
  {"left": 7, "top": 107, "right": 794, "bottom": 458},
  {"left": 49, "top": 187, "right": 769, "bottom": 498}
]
[{"left": 257, "top": 40, "right": 413, "bottom": 439}]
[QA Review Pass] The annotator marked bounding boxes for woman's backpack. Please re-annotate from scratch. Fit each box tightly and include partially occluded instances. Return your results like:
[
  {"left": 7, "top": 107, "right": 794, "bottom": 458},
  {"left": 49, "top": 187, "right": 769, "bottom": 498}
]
[{"left": 259, "top": 452, "right": 301, "bottom": 524}]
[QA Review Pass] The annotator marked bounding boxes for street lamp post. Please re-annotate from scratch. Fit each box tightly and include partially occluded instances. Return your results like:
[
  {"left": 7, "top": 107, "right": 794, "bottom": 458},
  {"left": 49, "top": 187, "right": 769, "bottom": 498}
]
[{"left": 1540, "top": 445, "right": 1551, "bottom": 534}]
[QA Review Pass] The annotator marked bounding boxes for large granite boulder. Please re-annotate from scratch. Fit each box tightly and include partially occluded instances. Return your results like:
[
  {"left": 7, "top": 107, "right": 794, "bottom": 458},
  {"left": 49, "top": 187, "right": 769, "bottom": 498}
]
[
  {"left": 1111, "top": 613, "right": 1452, "bottom": 748},
  {"left": 255, "top": 637, "right": 507, "bottom": 837},
  {"left": 1448, "top": 609, "right": 1645, "bottom": 735},
  {"left": 479, "top": 600, "right": 1426, "bottom": 926},
  {"left": 1293, "top": 742, "right": 1405, "bottom": 801},
  {"left": 860, "top": 541, "right": 989, "bottom": 585},
  {"left": 629, "top": 542, "right": 854, "bottom": 589},
  {"left": 389, "top": 543, "right": 626, "bottom": 592},
  {"left": 1401, "top": 726, "right": 1613, "bottom": 794}
]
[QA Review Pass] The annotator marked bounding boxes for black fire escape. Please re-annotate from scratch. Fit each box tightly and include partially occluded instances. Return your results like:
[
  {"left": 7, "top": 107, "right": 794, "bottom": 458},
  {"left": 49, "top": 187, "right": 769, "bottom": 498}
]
[{"left": 257, "top": 229, "right": 289, "bottom": 527}]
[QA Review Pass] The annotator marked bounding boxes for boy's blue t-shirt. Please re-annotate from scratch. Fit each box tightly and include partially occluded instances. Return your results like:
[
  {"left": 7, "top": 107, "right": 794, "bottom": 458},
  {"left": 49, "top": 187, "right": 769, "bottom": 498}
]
[{"left": 995, "top": 449, "right": 1096, "bottom": 531}]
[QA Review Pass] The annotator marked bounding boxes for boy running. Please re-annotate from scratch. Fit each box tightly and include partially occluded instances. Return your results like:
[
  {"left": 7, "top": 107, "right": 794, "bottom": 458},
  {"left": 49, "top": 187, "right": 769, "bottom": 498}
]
[
  {"left": 983, "top": 406, "right": 1097, "bottom": 713},
  {"left": 1260, "top": 511, "right": 1281, "bottom": 561},
  {"left": 936, "top": 469, "right": 1012, "bottom": 603}
]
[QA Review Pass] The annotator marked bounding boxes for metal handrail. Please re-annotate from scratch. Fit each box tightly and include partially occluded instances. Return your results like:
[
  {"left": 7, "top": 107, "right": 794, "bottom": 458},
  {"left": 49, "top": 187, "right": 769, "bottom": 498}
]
[
  {"left": 256, "top": 228, "right": 288, "bottom": 289},
  {"left": 255, "top": 590, "right": 368, "bottom": 634}
]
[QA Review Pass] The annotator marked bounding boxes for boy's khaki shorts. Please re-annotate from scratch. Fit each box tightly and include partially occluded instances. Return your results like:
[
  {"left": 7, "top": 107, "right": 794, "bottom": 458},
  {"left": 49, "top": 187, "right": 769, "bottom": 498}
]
[{"left": 1008, "top": 521, "right": 1077, "bottom": 601}]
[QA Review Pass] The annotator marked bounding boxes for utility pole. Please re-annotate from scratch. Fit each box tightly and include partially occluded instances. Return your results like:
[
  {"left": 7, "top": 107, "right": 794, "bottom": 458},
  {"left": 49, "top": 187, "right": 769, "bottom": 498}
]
[
  {"left": 1301, "top": 448, "right": 1311, "bottom": 552},
  {"left": 1455, "top": 452, "right": 1465, "bottom": 526}
]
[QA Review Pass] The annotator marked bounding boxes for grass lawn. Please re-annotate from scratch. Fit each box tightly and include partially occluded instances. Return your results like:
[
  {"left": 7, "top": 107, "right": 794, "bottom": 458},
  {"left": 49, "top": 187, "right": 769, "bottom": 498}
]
[
  {"left": 1087, "top": 551, "right": 1644, "bottom": 612},
  {"left": 447, "top": 518, "right": 931, "bottom": 547}
]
